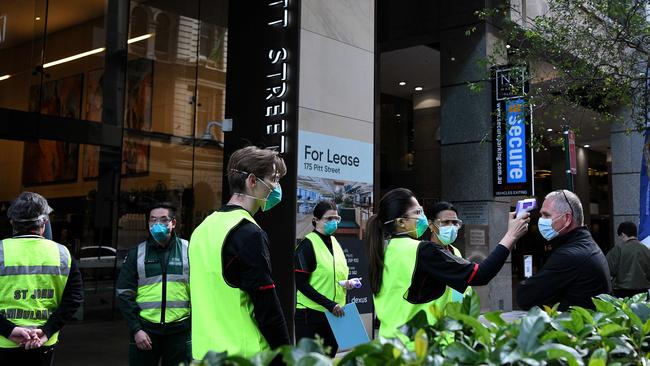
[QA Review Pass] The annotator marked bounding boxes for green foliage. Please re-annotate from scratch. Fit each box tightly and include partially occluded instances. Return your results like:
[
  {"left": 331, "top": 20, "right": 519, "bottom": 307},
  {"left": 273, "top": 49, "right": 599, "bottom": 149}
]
[
  {"left": 190, "top": 291, "right": 650, "bottom": 365},
  {"left": 470, "top": 0, "right": 650, "bottom": 139}
]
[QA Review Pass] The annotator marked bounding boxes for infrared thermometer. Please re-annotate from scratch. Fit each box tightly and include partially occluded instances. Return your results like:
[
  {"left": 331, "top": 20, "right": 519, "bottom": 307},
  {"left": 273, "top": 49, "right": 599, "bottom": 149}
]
[{"left": 515, "top": 198, "right": 537, "bottom": 218}]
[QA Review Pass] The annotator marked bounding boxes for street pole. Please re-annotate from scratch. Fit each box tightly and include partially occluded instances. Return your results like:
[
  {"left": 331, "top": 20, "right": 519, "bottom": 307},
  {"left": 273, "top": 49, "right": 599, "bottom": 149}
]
[{"left": 563, "top": 126, "right": 575, "bottom": 192}]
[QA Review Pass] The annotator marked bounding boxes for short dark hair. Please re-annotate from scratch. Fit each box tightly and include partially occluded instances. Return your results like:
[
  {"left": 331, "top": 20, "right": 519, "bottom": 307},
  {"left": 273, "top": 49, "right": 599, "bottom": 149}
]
[
  {"left": 227, "top": 146, "right": 287, "bottom": 194},
  {"left": 617, "top": 221, "right": 637, "bottom": 237},
  {"left": 148, "top": 202, "right": 177, "bottom": 219},
  {"left": 8, "top": 192, "right": 52, "bottom": 233},
  {"left": 312, "top": 200, "right": 337, "bottom": 227},
  {"left": 425, "top": 201, "right": 458, "bottom": 220}
]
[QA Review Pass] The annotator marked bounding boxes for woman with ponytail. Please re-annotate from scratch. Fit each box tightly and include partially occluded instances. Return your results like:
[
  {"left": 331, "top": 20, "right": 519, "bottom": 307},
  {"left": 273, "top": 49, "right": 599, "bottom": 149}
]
[{"left": 367, "top": 188, "right": 530, "bottom": 346}]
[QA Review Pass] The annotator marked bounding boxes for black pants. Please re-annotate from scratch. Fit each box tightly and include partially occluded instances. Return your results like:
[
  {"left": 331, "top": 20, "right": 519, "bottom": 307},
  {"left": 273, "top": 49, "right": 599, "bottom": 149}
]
[
  {"left": 294, "top": 308, "right": 338, "bottom": 357},
  {"left": 613, "top": 288, "right": 648, "bottom": 298},
  {"left": 0, "top": 346, "right": 55, "bottom": 366},
  {"left": 128, "top": 329, "right": 191, "bottom": 366}
]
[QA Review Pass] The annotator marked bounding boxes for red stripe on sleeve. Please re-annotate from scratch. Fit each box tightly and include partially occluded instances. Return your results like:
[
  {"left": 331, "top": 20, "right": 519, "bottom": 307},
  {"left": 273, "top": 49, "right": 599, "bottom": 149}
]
[
  {"left": 467, "top": 263, "right": 479, "bottom": 284},
  {"left": 258, "top": 284, "right": 276, "bottom": 291},
  {"left": 294, "top": 269, "right": 310, "bottom": 274}
]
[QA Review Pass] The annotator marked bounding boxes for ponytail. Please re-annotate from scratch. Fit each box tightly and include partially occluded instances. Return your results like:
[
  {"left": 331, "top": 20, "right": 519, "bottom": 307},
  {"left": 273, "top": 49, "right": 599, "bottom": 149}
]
[
  {"left": 366, "top": 214, "right": 387, "bottom": 295},
  {"left": 366, "top": 188, "right": 417, "bottom": 295}
]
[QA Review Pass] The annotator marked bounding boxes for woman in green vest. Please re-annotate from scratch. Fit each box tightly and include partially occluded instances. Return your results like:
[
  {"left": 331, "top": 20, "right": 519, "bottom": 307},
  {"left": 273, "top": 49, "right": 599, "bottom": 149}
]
[
  {"left": 294, "top": 200, "right": 360, "bottom": 356},
  {"left": 426, "top": 201, "right": 472, "bottom": 303},
  {"left": 367, "top": 188, "right": 529, "bottom": 346}
]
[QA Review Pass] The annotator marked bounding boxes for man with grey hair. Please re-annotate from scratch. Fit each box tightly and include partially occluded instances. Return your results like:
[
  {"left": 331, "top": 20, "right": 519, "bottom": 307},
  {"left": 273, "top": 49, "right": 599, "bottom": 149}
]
[
  {"left": 516, "top": 189, "right": 611, "bottom": 311},
  {"left": 0, "top": 192, "right": 83, "bottom": 365}
]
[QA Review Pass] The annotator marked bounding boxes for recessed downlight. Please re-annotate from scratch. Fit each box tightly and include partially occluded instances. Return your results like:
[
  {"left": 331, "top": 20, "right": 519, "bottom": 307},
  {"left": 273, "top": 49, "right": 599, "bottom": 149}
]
[
  {"left": 414, "top": 86, "right": 423, "bottom": 91},
  {"left": 398, "top": 81, "right": 406, "bottom": 86}
]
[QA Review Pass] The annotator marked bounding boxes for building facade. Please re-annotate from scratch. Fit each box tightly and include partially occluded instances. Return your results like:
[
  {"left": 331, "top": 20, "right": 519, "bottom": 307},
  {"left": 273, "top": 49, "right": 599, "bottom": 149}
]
[{"left": 0, "top": 0, "right": 644, "bottom": 361}]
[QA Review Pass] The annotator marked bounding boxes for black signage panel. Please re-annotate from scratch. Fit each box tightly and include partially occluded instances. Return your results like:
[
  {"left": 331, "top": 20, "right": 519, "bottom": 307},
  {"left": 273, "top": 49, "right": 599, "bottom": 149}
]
[
  {"left": 224, "top": 0, "right": 301, "bottom": 336},
  {"left": 492, "top": 66, "right": 534, "bottom": 197}
]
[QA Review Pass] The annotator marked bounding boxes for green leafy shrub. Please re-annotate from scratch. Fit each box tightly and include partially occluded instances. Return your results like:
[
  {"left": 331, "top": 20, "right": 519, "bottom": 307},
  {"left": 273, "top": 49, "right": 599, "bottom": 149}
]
[{"left": 190, "top": 291, "right": 650, "bottom": 365}]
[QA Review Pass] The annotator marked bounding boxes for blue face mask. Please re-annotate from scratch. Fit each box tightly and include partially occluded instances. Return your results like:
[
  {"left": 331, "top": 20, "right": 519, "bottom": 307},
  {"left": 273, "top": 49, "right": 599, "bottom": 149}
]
[
  {"left": 437, "top": 225, "right": 459, "bottom": 245},
  {"left": 323, "top": 220, "right": 338, "bottom": 236},
  {"left": 150, "top": 223, "right": 170, "bottom": 243},
  {"left": 538, "top": 217, "right": 559, "bottom": 241}
]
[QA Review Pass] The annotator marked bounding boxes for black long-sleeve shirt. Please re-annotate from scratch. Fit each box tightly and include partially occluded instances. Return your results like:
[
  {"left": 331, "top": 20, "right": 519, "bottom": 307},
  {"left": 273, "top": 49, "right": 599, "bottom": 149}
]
[
  {"left": 0, "top": 235, "right": 84, "bottom": 339},
  {"left": 221, "top": 205, "right": 290, "bottom": 349},
  {"left": 294, "top": 231, "right": 346, "bottom": 312},
  {"left": 517, "top": 227, "right": 611, "bottom": 311},
  {"left": 404, "top": 237, "right": 511, "bottom": 303}
]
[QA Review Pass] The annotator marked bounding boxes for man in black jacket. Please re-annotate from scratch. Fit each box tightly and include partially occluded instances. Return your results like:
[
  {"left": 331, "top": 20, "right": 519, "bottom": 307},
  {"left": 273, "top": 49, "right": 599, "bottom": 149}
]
[{"left": 517, "top": 190, "right": 611, "bottom": 311}]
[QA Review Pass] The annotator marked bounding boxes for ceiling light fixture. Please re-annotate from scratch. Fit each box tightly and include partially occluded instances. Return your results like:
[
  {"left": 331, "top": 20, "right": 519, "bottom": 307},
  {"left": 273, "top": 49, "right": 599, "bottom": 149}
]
[
  {"left": 414, "top": 86, "right": 423, "bottom": 91},
  {"left": 546, "top": 128, "right": 553, "bottom": 132},
  {"left": 398, "top": 81, "right": 406, "bottom": 86},
  {"left": 583, "top": 144, "right": 590, "bottom": 148},
  {"left": 396, "top": 114, "right": 401, "bottom": 117},
  {"left": 42, "top": 33, "right": 153, "bottom": 69},
  {"left": 35, "top": 17, "right": 41, "bottom": 21}
]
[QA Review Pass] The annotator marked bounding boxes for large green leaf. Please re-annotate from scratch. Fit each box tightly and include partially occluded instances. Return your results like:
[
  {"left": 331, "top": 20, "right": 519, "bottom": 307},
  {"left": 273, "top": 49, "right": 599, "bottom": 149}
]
[
  {"left": 200, "top": 351, "right": 229, "bottom": 366},
  {"left": 296, "top": 338, "right": 325, "bottom": 354},
  {"left": 447, "top": 308, "right": 492, "bottom": 345},
  {"left": 444, "top": 341, "right": 482, "bottom": 364},
  {"left": 295, "top": 354, "right": 333, "bottom": 366},
  {"left": 483, "top": 311, "right": 506, "bottom": 327},
  {"left": 517, "top": 313, "right": 548, "bottom": 353},
  {"left": 401, "top": 310, "right": 430, "bottom": 339},
  {"left": 536, "top": 343, "right": 584, "bottom": 366},
  {"left": 587, "top": 348, "right": 607, "bottom": 366},
  {"left": 461, "top": 289, "right": 482, "bottom": 318},
  {"left": 572, "top": 306, "right": 595, "bottom": 325},
  {"left": 414, "top": 329, "right": 428, "bottom": 360},
  {"left": 249, "top": 350, "right": 280, "bottom": 366},
  {"left": 598, "top": 324, "right": 628, "bottom": 337},
  {"left": 630, "top": 303, "right": 650, "bottom": 323},
  {"left": 592, "top": 298, "right": 617, "bottom": 315}
]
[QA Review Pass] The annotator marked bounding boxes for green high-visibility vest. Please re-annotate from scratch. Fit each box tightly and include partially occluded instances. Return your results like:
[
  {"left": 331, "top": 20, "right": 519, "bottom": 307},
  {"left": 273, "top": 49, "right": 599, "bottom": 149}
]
[
  {"left": 134, "top": 238, "right": 190, "bottom": 324},
  {"left": 189, "top": 209, "right": 269, "bottom": 359},
  {"left": 0, "top": 237, "right": 71, "bottom": 348},
  {"left": 374, "top": 237, "right": 455, "bottom": 346},
  {"left": 296, "top": 232, "right": 349, "bottom": 312}
]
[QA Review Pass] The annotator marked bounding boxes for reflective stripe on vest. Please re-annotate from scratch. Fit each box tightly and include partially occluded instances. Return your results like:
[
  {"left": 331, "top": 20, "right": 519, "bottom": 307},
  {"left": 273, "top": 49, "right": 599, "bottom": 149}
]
[
  {"left": 135, "top": 239, "right": 190, "bottom": 324},
  {"left": 374, "top": 237, "right": 440, "bottom": 347},
  {"left": 189, "top": 209, "right": 269, "bottom": 359},
  {"left": 0, "top": 238, "right": 70, "bottom": 348},
  {"left": 296, "top": 232, "right": 349, "bottom": 312}
]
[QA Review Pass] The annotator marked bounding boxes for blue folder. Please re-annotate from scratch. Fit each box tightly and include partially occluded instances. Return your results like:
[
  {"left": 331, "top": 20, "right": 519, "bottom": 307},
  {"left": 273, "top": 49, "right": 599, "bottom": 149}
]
[{"left": 325, "top": 303, "right": 370, "bottom": 350}]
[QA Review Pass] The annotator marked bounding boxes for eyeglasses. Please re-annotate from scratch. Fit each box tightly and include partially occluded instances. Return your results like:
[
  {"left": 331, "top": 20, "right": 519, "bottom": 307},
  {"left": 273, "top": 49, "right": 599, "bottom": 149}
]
[
  {"left": 403, "top": 207, "right": 424, "bottom": 217},
  {"left": 149, "top": 216, "right": 172, "bottom": 225},
  {"left": 434, "top": 218, "right": 463, "bottom": 228},
  {"left": 321, "top": 215, "right": 341, "bottom": 223},
  {"left": 559, "top": 190, "right": 574, "bottom": 218}
]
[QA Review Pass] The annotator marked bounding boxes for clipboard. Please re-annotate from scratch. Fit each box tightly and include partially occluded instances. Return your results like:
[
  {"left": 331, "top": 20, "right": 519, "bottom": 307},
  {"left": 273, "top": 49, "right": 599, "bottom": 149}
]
[{"left": 324, "top": 303, "right": 370, "bottom": 350}]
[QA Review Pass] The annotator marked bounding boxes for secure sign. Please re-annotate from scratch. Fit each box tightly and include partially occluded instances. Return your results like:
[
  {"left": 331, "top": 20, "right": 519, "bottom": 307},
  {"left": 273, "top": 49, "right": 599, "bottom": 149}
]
[
  {"left": 505, "top": 99, "right": 527, "bottom": 184},
  {"left": 492, "top": 66, "right": 534, "bottom": 197}
]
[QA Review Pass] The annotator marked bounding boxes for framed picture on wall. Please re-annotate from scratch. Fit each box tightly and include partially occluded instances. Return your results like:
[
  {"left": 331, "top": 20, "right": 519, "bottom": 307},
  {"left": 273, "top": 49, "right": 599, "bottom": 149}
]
[
  {"left": 85, "top": 69, "right": 103, "bottom": 122},
  {"left": 24, "top": 74, "right": 83, "bottom": 185},
  {"left": 81, "top": 144, "right": 100, "bottom": 180},
  {"left": 121, "top": 138, "right": 150, "bottom": 177},
  {"left": 23, "top": 140, "right": 80, "bottom": 186},
  {"left": 125, "top": 58, "right": 153, "bottom": 131}
]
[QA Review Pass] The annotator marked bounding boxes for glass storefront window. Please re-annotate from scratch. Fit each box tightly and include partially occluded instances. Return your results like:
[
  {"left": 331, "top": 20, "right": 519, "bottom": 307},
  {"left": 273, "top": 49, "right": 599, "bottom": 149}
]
[{"left": 0, "top": 0, "right": 229, "bottom": 330}]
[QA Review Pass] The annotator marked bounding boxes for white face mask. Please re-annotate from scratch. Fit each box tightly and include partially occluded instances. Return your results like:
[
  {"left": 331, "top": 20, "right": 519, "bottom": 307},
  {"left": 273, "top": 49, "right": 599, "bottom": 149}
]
[{"left": 436, "top": 225, "right": 458, "bottom": 245}]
